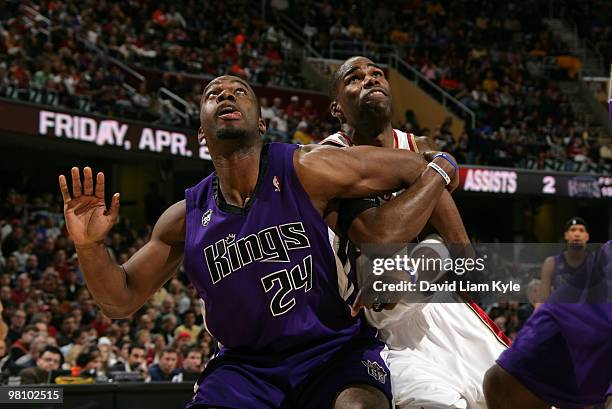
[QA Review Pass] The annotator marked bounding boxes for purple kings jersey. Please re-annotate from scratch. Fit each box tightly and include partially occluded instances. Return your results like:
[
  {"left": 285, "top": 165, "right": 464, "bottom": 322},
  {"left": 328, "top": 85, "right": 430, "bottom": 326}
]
[
  {"left": 552, "top": 251, "right": 592, "bottom": 291},
  {"left": 184, "top": 143, "right": 360, "bottom": 353}
]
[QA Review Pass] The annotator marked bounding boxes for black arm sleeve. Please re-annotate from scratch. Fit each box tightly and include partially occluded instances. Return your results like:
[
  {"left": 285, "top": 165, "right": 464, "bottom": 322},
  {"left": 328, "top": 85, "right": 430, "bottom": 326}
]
[{"left": 337, "top": 197, "right": 380, "bottom": 238}]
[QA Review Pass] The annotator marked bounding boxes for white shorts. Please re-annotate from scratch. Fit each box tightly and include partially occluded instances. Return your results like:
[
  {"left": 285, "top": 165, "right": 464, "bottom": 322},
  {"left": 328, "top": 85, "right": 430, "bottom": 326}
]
[{"left": 366, "top": 292, "right": 508, "bottom": 409}]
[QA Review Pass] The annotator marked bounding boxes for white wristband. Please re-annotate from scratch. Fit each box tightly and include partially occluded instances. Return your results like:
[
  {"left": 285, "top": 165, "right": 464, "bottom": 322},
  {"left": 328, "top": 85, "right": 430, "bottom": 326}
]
[{"left": 427, "top": 161, "right": 451, "bottom": 185}]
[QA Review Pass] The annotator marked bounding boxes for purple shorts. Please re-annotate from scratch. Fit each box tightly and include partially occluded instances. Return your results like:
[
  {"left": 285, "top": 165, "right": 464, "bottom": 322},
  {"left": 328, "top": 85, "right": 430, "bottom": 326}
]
[
  {"left": 185, "top": 331, "right": 392, "bottom": 409},
  {"left": 497, "top": 302, "right": 612, "bottom": 409}
]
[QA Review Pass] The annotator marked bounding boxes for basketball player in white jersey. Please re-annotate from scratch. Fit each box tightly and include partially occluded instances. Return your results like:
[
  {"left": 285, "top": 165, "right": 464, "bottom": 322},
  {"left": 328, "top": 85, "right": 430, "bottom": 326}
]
[{"left": 322, "top": 56, "right": 509, "bottom": 409}]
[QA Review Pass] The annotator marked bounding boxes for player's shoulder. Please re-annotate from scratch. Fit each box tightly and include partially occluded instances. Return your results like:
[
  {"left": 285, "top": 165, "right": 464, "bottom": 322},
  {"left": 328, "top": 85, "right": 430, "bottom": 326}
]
[{"left": 393, "top": 128, "right": 430, "bottom": 152}]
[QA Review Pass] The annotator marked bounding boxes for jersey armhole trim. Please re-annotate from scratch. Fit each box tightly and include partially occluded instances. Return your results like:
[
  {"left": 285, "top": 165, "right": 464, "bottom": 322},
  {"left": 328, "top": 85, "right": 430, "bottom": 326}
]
[{"left": 408, "top": 133, "right": 419, "bottom": 153}]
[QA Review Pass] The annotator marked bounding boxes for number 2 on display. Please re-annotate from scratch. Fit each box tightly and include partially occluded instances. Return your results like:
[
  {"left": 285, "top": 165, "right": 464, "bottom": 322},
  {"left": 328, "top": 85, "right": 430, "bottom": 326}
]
[{"left": 542, "top": 176, "right": 556, "bottom": 194}]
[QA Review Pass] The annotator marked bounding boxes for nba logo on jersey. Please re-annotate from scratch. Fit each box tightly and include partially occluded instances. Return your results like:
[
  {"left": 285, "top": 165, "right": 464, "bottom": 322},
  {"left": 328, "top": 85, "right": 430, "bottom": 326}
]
[
  {"left": 273, "top": 176, "right": 281, "bottom": 192},
  {"left": 362, "top": 360, "right": 387, "bottom": 384},
  {"left": 202, "top": 209, "right": 212, "bottom": 227}
]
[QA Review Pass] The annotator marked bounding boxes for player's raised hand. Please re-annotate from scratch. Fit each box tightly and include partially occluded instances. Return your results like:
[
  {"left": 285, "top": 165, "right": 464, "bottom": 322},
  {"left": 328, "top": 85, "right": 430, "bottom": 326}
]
[{"left": 58, "top": 167, "right": 120, "bottom": 247}]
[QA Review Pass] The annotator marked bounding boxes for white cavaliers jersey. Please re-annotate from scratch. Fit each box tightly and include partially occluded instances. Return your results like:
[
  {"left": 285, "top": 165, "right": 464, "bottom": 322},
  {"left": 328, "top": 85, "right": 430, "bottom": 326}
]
[
  {"left": 321, "top": 129, "right": 419, "bottom": 151},
  {"left": 321, "top": 130, "right": 508, "bottom": 409}
]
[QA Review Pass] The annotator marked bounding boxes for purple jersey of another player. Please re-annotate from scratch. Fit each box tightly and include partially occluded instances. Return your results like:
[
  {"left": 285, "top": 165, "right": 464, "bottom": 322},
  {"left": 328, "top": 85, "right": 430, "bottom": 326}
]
[
  {"left": 183, "top": 142, "right": 360, "bottom": 352},
  {"left": 497, "top": 241, "right": 612, "bottom": 409},
  {"left": 551, "top": 252, "right": 590, "bottom": 290}
]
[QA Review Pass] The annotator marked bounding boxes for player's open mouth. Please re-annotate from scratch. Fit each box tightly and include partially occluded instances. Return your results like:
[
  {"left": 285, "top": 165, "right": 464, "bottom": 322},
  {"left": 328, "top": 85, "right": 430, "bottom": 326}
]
[
  {"left": 363, "top": 88, "right": 388, "bottom": 99},
  {"left": 217, "top": 106, "right": 243, "bottom": 120}
]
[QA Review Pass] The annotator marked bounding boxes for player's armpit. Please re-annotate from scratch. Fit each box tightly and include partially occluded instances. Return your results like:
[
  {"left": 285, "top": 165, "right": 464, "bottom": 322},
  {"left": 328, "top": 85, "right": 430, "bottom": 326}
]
[{"left": 294, "top": 144, "right": 427, "bottom": 213}]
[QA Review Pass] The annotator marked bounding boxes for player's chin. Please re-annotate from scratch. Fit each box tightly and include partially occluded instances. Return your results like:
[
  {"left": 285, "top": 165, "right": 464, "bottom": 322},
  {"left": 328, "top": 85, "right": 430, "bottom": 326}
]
[
  {"left": 569, "top": 239, "right": 586, "bottom": 246},
  {"left": 362, "top": 102, "right": 392, "bottom": 118},
  {"left": 216, "top": 124, "right": 250, "bottom": 140}
]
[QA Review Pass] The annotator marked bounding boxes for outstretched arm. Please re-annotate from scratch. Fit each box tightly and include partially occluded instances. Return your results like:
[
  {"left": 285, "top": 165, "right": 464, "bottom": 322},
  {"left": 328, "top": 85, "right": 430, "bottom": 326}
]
[
  {"left": 294, "top": 144, "right": 458, "bottom": 215},
  {"left": 59, "top": 167, "right": 185, "bottom": 318}
]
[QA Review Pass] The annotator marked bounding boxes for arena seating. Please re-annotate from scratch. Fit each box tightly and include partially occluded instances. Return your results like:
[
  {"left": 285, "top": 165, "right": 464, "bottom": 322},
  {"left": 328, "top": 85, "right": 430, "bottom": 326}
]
[
  {"left": 1, "top": 0, "right": 610, "bottom": 172},
  {"left": 0, "top": 186, "right": 215, "bottom": 383}
]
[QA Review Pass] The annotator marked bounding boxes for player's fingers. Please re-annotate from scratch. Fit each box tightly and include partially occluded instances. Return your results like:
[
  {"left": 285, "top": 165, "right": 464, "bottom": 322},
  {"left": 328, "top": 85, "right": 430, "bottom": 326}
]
[
  {"left": 383, "top": 303, "right": 398, "bottom": 310},
  {"left": 83, "top": 167, "right": 93, "bottom": 195},
  {"left": 108, "top": 193, "right": 121, "bottom": 223},
  {"left": 95, "top": 172, "right": 105, "bottom": 198},
  {"left": 71, "top": 167, "right": 82, "bottom": 197},
  {"left": 58, "top": 175, "right": 71, "bottom": 203}
]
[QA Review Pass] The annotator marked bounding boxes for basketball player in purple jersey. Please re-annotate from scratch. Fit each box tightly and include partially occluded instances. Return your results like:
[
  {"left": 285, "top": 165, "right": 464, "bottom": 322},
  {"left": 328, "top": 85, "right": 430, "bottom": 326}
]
[
  {"left": 484, "top": 225, "right": 611, "bottom": 409},
  {"left": 58, "top": 75, "right": 460, "bottom": 409},
  {"left": 537, "top": 217, "right": 591, "bottom": 305}
]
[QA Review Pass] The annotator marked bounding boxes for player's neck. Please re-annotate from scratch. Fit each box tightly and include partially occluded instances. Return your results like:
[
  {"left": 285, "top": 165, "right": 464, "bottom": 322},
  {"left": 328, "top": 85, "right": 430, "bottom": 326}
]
[
  {"left": 342, "top": 123, "right": 395, "bottom": 148},
  {"left": 212, "top": 141, "right": 263, "bottom": 208}
]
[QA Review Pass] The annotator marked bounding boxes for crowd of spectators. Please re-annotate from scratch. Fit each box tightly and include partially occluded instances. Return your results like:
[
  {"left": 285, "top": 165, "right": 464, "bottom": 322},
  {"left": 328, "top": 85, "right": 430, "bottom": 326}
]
[
  {"left": 0, "top": 0, "right": 166, "bottom": 122},
  {"left": 41, "top": 0, "right": 305, "bottom": 89},
  {"left": 568, "top": 0, "right": 612, "bottom": 75},
  {"left": 0, "top": 186, "right": 216, "bottom": 384},
  {"left": 0, "top": 0, "right": 329, "bottom": 144},
  {"left": 289, "top": 0, "right": 611, "bottom": 171},
  {"left": 1, "top": 0, "right": 610, "bottom": 172},
  {"left": 259, "top": 94, "right": 333, "bottom": 144},
  {"left": 396, "top": 110, "right": 610, "bottom": 171}
]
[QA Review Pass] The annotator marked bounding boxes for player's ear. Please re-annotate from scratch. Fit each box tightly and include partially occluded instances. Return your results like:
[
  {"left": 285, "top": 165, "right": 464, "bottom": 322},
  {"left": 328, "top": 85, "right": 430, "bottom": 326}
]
[
  {"left": 258, "top": 117, "right": 267, "bottom": 137},
  {"left": 330, "top": 101, "right": 344, "bottom": 122},
  {"left": 198, "top": 126, "right": 206, "bottom": 144}
]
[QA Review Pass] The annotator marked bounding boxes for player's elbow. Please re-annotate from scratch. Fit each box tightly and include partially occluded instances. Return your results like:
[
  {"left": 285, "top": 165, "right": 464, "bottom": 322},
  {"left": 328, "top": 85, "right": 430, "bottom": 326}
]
[{"left": 483, "top": 364, "right": 510, "bottom": 409}]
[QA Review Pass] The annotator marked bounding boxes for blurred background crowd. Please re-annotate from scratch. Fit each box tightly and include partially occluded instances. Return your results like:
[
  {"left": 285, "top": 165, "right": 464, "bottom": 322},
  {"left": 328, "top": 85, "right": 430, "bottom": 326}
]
[
  {"left": 0, "top": 187, "right": 215, "bottom": 384},
  {"left": 1, "top": 0, "right": 611, "bottom": 171}
]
